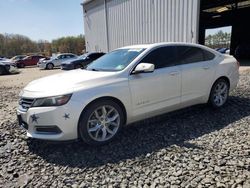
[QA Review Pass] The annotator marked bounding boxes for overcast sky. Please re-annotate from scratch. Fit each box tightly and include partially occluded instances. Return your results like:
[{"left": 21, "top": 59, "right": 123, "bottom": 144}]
[{"left": 0, "top": 0, "right": 84, "bottom": 41}]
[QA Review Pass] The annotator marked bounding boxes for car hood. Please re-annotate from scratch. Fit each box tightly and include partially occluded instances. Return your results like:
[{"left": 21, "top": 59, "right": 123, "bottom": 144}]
[
  {"left": 0, "top": 60, "right": 15, "bottom": 65},
  {"left": 22, "top": 69, "right": 119, "bottom": 98}
]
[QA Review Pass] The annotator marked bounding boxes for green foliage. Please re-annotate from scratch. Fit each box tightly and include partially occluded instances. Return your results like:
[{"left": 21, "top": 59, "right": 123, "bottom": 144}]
[
  {"left": 51, "top": 35, "right": 85, "bottom": 55},
  {"left": 0, "top": 33, "right": 38, "bottom": 57},
  {"left": 0, "top": 33, "right": 85, "bottom": 58},
  {"left": 205, "top": 30, "right": 231, "bottom": 49}
]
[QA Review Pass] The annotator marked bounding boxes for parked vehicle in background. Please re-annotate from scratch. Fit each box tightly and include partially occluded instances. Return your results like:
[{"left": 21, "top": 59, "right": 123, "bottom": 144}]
[
  {"left": 61, "top": 52, "right": 105, "bottom": 70},
  {"left": 0, "top": 57, "right": 9, "bottom": 62},
  {"left": 216, "top": 48, "right": 229, "bottom": 54},
  {"left": 16, "top": 55, "right": 45, "bottom": 68},
  {"left": 0, "top": 61, "right": 19, "bottom": 75},
  {"left": 17, "top": 42, "right": 239, "bottom": 145},
  {"left": 235, "top": 43, "right": 250, "bottom": 60},
  {"left": 38, "top": 53, "right": 78, "bottom": 69},
  {"left": 11, "top": 55, "right": 27, "bottom": 62},
  {"left": 37, "top": 56, "right": 51, "bottom": 64}
]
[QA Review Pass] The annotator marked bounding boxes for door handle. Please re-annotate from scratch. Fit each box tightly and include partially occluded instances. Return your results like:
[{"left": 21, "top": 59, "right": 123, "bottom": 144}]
[
  {"left": 202, "top": 66, "right": 210, "bottom": 70},
  {"left": 169, "top": 71, "right": 179, "bottom": 76}
]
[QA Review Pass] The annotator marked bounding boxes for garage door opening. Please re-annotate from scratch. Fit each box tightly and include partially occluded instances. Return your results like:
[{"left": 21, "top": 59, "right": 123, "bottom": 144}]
[
  {"left": 199, "top": 0, "right": 250, "bottom": 64},
  {"left": 205, "top": 26, "right": 232, "bottom": 53}
]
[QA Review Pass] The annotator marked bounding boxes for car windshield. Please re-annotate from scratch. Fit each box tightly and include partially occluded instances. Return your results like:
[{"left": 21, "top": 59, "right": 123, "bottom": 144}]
[
  {"left": 86, "top": 48, "right": 145, "bottom": 71},
  {"left": 23, "top": 56, "right": 30, "bottom": 60}
]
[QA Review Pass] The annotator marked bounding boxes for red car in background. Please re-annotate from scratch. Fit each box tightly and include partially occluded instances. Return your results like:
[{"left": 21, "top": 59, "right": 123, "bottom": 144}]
[{"left": 16, "top": 55, "right": 45, "bottom": 68}]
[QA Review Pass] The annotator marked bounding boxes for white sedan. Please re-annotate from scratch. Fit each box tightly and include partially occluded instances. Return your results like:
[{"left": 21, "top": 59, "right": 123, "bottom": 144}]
[
  {"left": 37, "top": 53, "right": 78, "bottom": 69},
  {"left": 17, "top": 43, "right": 239, "bottom": 145}
]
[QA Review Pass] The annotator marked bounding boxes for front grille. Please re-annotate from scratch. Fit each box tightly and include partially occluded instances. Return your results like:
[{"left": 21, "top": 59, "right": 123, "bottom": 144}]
[{"left": 19, "top": 98, "right": 35, "bottom": 111}]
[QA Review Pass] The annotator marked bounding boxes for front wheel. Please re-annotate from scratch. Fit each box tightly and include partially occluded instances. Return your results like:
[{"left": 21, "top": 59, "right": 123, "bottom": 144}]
[
  {"left": 78, "top": 100, "right": 124, "bottom": 145},
  {"left": 19, "top": 63, "right": 25, "bottom": 68},
  {"left": 46, "top": 63, "right": 54, "bottom": 70},
  {"left": 209, "top": 78, "right": 229, "bottom": 108}
]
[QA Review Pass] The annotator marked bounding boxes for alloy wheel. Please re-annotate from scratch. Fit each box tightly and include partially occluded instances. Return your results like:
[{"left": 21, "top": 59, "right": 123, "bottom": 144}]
[
  {"left": 87, "top": 105, "right": 120, "bottom": 142},
  {"left": 213, "top": 81, "right": 228, "bottom": 107}
]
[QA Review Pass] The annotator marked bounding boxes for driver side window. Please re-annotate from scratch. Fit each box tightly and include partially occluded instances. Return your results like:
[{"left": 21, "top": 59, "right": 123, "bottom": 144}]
[{"left": 140, "top": 46, "right": 176, "bottom": 69}]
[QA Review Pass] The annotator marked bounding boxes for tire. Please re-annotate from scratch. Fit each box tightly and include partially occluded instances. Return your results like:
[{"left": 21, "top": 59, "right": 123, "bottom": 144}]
[
  {"left": 78, "top": 99, "right": 124, "bottom": 145},
  {"left": 208, "top": 78, "right": 229, "bottom": 108},
  {"left": 0, "top": 66, "right": 6, "bottom": 75},
  {"left": 19, "top": 63, "right": 25, "bottom": 68},
  {"left": 46, "top": 63, "right": 54, "bottom": 70}
]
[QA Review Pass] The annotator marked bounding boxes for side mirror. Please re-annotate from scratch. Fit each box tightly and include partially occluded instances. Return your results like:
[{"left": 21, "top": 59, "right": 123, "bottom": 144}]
[{"left": 132, "top": 63, "right": 155, "bottom": 74}]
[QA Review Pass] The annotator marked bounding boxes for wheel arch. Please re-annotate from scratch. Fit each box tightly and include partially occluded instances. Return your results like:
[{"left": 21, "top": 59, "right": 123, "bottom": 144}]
[
  {"left": 77, "top": 96, "right": 127, "bottom": 138},
  {"left": 214, "top": 76, "right": 230, "bottom": 89},
  {"left": 208, "top": 76, "right": 230, "bottom": 103},
  {"left": 46, "top": 62, "right": 54, "bottom": 68}
]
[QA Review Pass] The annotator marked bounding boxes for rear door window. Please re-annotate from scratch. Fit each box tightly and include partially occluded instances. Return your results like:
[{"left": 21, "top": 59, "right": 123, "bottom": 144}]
[
  {"left": 203, "top": 50, "right": 215, "bottom": 61},
  {"left": 175, "top": 46, "right": 204, "bottom": 65}
]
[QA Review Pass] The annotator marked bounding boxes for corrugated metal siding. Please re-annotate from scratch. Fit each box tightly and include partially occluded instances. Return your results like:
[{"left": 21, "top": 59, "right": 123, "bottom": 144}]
[
  {"left": 83, "top": 0, "right": 200, "bottom": 52},
  {"left": 83, "top": 1, "right": 108, "bottom": 52}
]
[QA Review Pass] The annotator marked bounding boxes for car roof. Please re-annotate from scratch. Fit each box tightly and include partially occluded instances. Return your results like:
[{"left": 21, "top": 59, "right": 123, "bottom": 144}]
[
  {"left": 120, "top": 42, "right": 211, "bottom": 49},
  {"left": 58, "top": 53, "right": 76, "bottom": 55},
  {"left": 85, "top": 52, "right": 105, "bottom": 55},
  {"left": 119, "top": 42, "right": 220, "bottom": 56}
]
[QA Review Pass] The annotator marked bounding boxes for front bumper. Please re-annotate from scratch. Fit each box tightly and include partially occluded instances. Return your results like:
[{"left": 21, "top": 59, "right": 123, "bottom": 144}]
[
  {"left": 37, "top": 63, "right": 46, "bottom": 69},
  {"left": 16, "top": 99, "right": 84, "bottom": 141}
]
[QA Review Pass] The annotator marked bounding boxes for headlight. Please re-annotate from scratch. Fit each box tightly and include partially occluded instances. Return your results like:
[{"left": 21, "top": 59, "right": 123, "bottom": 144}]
[{"left": 31, "top": 94, "right": 72, "bottom": 107}]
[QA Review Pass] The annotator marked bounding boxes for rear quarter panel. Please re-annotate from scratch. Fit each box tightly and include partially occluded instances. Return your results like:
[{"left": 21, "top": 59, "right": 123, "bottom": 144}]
[{"left": 214, "top": 55, "right": 239, "bottom": 92}]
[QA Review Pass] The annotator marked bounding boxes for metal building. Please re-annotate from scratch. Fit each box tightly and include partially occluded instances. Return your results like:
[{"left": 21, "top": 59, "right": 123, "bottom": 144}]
[{"left": 82, "top": 0, "right": 250, "bottom": 58}]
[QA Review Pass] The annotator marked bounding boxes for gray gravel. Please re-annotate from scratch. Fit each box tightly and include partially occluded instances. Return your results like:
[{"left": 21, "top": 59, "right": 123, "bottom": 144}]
[{"left": 0, "top": 69, "right": 250, "bottom": 187}]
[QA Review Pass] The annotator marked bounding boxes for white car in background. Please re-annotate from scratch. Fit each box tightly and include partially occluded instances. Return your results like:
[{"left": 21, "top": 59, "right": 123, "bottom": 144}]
[
  {"left": 0, "top": 57, "right": 10, "bottom": 62},
  {"left": 38, "top": 53, "right": 78, "bottom": 69},
  {"left": 17, "top": 42, "right": 239, "bottom": 145}
]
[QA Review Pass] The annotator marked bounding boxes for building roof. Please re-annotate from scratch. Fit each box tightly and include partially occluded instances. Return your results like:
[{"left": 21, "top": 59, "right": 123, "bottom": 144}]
[{"left": 82, "top": 0, "right": 94, "bottom": 6}]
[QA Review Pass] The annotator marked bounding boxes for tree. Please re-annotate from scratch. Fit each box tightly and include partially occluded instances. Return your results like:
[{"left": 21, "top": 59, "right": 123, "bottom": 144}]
[
  {"left": 51, "top": 35, "right": 85, "bottom": 55},
  {"left": 0, "top": 33, "right": 38, "bottom": 57},
  {"left": 0, "top": 33, "right": 85, "bottom": 57},
  {"left": 205, "top": 30, "right": 231, "bottom": 49}
]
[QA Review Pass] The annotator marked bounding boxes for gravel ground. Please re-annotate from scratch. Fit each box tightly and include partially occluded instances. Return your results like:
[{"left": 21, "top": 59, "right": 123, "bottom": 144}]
[{"left": 0, "top": 67, "right": 250, "bottom": 187}]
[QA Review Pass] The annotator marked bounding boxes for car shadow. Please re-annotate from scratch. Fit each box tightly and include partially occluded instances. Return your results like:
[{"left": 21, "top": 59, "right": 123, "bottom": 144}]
[{"left": 27, "top": 96, "right": 250, "bottom": 168}]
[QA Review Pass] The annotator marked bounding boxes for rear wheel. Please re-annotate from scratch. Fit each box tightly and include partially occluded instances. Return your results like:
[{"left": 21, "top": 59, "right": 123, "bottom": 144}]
[
  {"left": 0, "top": 66, "right": 6, "bottom": 75},
  {"left": 19, "top": 63, "right": 25, "bottom": 68},
  {"left": 78, "top": 100, "right": 124, "bottom": 145},
  {"left": 46, "top": 63, "right": 54, "bottom": 70},
  {"left": 209, "top": 78, "right": 229, "bottom": 108}
]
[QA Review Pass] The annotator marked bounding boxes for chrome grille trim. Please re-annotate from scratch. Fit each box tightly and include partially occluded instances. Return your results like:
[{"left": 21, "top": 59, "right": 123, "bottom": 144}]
[{"left": 19, "top": 98, "right": 35, "bottom": 111}]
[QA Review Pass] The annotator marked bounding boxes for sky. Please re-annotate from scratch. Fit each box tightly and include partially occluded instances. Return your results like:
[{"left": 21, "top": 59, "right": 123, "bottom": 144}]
[
  {"left": 206, "top": 26, "right": 232, "bottom": 36},
  {"left": 0, "top": 0, "right": 84, "bottom": 42}
]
